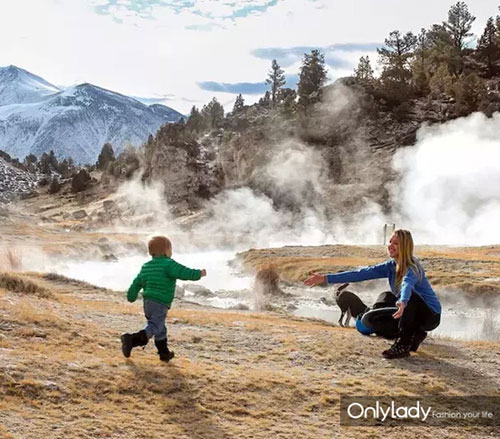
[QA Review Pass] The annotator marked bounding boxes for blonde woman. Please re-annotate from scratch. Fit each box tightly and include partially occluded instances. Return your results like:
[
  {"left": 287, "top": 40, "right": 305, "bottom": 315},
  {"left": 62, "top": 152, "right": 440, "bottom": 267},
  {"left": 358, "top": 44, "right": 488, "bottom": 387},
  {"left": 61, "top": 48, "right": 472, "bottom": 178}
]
[{"left": 305, "top": 230, "right": 441, "bottom": 359}]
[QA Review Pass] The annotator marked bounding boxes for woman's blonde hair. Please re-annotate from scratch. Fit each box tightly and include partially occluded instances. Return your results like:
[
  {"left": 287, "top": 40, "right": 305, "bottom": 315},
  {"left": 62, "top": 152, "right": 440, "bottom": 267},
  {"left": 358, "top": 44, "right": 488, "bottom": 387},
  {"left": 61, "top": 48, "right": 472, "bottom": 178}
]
[
  {"left": 148, "top": 236, "right": 171, "bottom": 257},
  {"left": 394, "top": 229, "right": 422, "bottom": 290}
]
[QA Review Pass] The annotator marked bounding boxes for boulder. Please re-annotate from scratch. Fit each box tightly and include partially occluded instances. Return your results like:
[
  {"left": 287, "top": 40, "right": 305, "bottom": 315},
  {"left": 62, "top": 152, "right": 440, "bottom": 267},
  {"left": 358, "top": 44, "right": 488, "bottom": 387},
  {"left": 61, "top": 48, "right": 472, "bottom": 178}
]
[{"left": 72, "top": 209, "right": 88, "bottom": 220}]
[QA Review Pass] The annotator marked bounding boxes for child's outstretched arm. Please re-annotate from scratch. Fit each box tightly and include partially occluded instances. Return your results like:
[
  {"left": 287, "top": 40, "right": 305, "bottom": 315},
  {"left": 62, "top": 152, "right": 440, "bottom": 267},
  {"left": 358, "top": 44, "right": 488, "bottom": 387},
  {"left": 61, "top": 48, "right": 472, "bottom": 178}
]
[
  {"left": 166, "top": 260, "right": 206, "bottom": 281},
  {"left": 127, "top": 273, "right": 144, "bottom": 302}
]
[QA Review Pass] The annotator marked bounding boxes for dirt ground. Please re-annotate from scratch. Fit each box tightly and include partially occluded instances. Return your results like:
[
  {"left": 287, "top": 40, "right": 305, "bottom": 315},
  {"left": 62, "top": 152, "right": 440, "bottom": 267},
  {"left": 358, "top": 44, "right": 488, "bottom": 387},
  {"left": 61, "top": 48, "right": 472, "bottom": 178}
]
[
  {"left": 1, "top": 272, "right": 499, "bottom": 439},
  {"left": 2, "top": 191, "right": 500, "bottom": 437}
]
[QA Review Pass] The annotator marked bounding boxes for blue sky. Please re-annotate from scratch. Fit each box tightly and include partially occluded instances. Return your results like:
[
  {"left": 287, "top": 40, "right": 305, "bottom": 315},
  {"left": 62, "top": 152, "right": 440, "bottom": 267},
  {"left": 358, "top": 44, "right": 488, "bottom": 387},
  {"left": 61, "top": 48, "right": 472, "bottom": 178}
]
[{"left": 1, "top": 0, "right": 499, "bottom": 112}]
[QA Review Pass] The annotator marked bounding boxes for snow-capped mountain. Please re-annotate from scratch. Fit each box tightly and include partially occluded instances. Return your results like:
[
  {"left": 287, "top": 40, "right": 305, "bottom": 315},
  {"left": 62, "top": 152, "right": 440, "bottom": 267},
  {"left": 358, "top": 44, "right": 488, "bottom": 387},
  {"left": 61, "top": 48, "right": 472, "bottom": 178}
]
[
  {"left": 0, "top": 65, "right": 60, "bottom": 106},
  {"left": 0, "top": 66, "right": 183, "bottom": 164}
]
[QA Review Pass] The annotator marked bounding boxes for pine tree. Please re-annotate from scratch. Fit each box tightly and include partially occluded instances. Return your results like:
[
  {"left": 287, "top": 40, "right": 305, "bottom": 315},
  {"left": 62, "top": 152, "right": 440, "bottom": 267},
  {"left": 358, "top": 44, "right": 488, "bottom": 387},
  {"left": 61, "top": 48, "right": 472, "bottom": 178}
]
[
  {"left": 201, "top": 97, "right": 224, "bottom": 128},
  {"left": 477, "top": 16, "right": 500, "bottom": 77},
  {"left": 39, "top": 152, "right": 51, "bottom": 175},
  {"left": 377, "top": 30, "right": 417, "bottom": 83},
  {"left": 412, "top": 28, "right": 432, "bottom": 95},
  {"left": 278, "top": 88, "right": 297, "bottom": 114},
  {"left": 354, "top": 56, "right": 374, "bottom": 84},
  {"left": 429, "top": 63, "right": 454, "bottom": 98},
  {"left": 297, "top": 49, "right": 328, "bottom": 108},
  {"left": 96, "top": 143, "right": 115, "bottom": 170},
  {"left": 453, "top": 72, "right": 486, "bottom": 115},
  {"left": 266, "top": 59, "right": 286, "bottom": 106},
  {"left": 233, "top": 94, "right": 245, "bottom": 113},
  {"left": 186, "top": 106, "right": 204, "bottom": 132},
  {"left": 258, "top": 91, "right": 272, "bottom": 108},
  {"left": 48, "top": 150, "right": 58, "bottom": 169},
  {"left": 444, "top": 1, "right": 476, "bottom": 53}
]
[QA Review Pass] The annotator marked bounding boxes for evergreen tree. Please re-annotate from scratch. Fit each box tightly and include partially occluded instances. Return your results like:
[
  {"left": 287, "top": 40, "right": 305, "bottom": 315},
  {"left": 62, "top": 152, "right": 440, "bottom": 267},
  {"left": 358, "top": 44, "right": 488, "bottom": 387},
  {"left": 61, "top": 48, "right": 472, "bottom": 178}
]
[
  {"left": 444, "top": 1, "right": 476, "bottom": 54},
  {"left": 48, "top": 150, "right": 58, "bottom": 169},
  {"left": 278, "top": 88, "right": 297, "bottom": 114},
  {"left": 186, "top": 106, "right": 204, "bottom": 132},
  {"left": 48, "top": 176, "right": 61, "bottom": 194},
  {"left": 429, "top": 63, "right": 454, "bottom": 98},
  {"left": 23, "top": 154, "right": 37, "bottom": 173},
  {"left": 377, "top": 30, "right": 417, "bottom": 83},
  {"left": 233, "top": 94, "right": 245, "bottom": 113},
  {"left": 453, "top": 72, "right": 486, "bottom": 115},
  {"left": 57, "top": 158, "right": 73, "bottom": 178},
  {"left": 412, "top": 28, "right": 431, "bottom": 95},
  {"left": 415, "top": 28, "right": 430, "bottom": 73},
  {"left": 39, "top": 152, "right": 51, "bottom": 175},
  {"left": 25, "top": 154, "right": 37, "bottom": 165},
  {"left": 477, "top": 16, "right": 500, "bottom": 77},
  {"left": 96, "top": 142, "right": 115, "bottom": 170},
  {"left": 201, "top": 97, "right": 224, "bottom": 129},
  {"left": 266, "top": 59, "right": 286, "bottom": 106},
  {"left": 71, "top": 169, "right": 91, "bottom": 193},
  {"left": 354, "top": 55, "right": 374, "bottom": 84},
  {"left": 297, "top": 49, "right": 328, "bottom": 108},
  {"left": 258, "top": 91, "right": 272, "bottom": 108}
]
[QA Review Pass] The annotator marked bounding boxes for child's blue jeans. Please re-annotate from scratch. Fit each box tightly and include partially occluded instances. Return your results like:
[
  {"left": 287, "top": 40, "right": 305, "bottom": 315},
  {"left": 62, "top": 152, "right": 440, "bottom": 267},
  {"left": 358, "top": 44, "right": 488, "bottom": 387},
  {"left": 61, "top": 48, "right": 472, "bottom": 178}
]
[{"left": 143, "top": 299, "right": 169, "bottom": 341}]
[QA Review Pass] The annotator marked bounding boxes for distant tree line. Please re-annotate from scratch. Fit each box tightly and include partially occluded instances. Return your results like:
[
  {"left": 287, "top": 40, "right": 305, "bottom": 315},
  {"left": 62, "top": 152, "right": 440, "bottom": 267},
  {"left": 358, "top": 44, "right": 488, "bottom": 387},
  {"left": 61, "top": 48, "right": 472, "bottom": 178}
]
[{"left": 354, "top": 1, "right": 500, "bottom": 115}]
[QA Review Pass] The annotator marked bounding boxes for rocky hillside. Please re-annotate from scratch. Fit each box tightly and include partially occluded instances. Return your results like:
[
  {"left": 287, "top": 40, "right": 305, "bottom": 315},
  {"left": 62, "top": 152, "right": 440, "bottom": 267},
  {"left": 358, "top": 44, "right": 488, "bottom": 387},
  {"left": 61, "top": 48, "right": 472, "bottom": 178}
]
[
  {"left": 0, "top": 154, "right": 38, "bottom": 204},
  {"left": 140, "top": 80, "right": 465, "bottom": 220}
]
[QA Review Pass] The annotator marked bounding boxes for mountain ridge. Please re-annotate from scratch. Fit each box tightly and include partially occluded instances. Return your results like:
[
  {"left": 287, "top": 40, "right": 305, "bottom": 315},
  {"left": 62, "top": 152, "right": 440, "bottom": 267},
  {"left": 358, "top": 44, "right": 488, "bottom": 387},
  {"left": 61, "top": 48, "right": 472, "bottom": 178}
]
[{"left": 0, "top": 65, "right": 183, "bottom": 163}]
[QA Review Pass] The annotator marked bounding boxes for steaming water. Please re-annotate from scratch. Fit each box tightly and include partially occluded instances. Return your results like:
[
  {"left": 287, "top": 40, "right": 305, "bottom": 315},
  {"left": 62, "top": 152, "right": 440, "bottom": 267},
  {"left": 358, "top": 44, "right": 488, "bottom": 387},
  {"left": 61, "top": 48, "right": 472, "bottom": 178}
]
[
  {"left": 291, "top": 290, "right": 500, "bottom": 342},
  {"left": 42, "top": 251, "right": 499, "bottom": 342},
  {"left": 49, "top": 250, "right": 253, "bottom": 292}
]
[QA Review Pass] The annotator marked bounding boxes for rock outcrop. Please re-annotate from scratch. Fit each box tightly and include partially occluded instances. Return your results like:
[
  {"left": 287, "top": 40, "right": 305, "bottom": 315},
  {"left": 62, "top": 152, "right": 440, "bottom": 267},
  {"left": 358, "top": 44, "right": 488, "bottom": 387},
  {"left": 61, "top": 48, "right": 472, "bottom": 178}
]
[{"left": 0, "top": 156, "right": 38, "bottom": 203}]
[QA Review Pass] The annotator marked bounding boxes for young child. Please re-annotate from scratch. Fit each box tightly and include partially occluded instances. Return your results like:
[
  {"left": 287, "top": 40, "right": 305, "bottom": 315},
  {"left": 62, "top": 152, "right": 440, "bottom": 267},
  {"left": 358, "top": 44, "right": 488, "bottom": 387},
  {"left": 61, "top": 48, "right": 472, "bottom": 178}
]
[{"left": 121, "top": 236, "right": 206, "bottom": 362}]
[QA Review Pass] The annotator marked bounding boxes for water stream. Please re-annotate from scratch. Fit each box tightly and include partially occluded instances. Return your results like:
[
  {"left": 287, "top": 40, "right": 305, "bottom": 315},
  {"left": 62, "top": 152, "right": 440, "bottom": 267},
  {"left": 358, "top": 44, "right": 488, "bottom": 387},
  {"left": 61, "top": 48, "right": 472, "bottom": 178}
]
[{"left": 41, "top": 251, "right": 499, "bottom": 342}]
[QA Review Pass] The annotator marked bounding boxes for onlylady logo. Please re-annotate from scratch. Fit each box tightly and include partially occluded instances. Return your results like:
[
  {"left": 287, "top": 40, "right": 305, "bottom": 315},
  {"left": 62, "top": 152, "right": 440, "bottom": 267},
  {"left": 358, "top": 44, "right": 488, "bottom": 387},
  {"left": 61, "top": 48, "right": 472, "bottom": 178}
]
[
  {"left": 340, "top": 396, "right": 498, "bottom": 427},
  {"left": 346, "top": 400, "right": 431, "bottom": 423}
]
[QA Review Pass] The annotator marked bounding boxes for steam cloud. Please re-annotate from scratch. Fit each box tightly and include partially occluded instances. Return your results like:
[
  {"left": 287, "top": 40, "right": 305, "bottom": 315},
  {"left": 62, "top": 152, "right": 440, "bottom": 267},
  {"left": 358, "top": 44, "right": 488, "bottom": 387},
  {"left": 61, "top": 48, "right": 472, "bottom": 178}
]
[
  {"left": 100, "top": 92, "right": 500, "bottom": 248},
  {"left": 394, "top": 112, "right": 500, "bottom": 245}
]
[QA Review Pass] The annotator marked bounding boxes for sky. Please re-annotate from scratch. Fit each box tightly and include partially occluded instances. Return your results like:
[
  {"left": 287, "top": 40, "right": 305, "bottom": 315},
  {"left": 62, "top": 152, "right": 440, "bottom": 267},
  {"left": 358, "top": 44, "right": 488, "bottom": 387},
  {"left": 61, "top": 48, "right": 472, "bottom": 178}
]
[{"left": 1, "top": 0, "right": 500, "bottom": 113}]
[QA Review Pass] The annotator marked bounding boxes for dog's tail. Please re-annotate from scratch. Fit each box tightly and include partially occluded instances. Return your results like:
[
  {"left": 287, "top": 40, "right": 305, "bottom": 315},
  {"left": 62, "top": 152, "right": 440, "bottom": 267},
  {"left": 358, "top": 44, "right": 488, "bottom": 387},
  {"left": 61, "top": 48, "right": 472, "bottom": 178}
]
[{"left": 335, "top": 283, "right": 350, "bottom": 297}]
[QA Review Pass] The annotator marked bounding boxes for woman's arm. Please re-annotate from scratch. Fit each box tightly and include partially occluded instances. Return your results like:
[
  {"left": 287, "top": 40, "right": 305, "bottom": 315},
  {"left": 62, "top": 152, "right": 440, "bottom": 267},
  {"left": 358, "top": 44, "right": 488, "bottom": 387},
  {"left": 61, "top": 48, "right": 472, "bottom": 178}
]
[
  {"left": 398, "top": 268, "right": 418, "bottom": 305},
  {"left": 305, "top": 261, "right": 390, "bottom": 287}
]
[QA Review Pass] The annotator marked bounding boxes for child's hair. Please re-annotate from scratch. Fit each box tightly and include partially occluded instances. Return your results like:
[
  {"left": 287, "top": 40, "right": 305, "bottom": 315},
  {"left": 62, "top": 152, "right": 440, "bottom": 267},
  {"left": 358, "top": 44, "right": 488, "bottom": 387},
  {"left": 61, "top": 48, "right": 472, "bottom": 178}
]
[{"left": 148, "top": 236, "right": 172, "bottom": 257}]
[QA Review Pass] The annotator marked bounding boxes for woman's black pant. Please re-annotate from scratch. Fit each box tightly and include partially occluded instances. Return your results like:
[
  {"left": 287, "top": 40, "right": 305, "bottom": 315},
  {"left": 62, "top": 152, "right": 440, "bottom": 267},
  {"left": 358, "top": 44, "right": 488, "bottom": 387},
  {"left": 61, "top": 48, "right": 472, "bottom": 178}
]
[{"left": 399, "top": 292, "right": 441, "bottom": 344}]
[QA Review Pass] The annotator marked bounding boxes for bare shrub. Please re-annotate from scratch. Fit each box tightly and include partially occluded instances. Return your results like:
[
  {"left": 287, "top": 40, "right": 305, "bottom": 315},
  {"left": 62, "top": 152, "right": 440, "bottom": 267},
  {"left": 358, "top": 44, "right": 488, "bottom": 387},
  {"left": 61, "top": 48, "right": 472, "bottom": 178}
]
[
  {"left": 2, "top": 248, "right": 23, "bottom": 271},
  {"left": 0, "top": 273, "right": 52, "bottom": 299},
  {"left": 253, "top": 265, "right": 284, "bottom": 311}
]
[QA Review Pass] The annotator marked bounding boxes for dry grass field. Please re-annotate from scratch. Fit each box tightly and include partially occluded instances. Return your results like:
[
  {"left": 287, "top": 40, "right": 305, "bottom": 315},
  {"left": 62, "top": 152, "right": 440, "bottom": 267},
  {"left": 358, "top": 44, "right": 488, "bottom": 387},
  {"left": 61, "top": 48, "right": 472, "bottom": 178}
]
[
  {"left": 1, "top": 271, "right": 500, "bottom": 439},
  {"left": 2, "top": 193, "right": 500, "bottom": 437}
]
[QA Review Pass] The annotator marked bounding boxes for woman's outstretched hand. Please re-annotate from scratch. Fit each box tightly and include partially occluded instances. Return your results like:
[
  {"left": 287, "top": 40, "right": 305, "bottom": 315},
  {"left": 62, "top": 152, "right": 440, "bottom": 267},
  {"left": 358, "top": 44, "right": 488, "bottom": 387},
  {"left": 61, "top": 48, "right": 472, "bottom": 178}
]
[
  {"left": 304, "top": 273, "right": 326, "bottom": 287},
  {"left": 393, "top": 301, "right": 406, "bottom": 319}
]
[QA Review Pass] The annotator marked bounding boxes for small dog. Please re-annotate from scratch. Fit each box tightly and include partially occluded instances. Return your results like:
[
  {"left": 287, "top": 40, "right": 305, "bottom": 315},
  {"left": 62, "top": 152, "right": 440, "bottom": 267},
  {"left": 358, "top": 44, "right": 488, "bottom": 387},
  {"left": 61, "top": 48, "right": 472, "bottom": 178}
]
[{"left": 322, "top": 283, "right": 368, "bottom": 327}]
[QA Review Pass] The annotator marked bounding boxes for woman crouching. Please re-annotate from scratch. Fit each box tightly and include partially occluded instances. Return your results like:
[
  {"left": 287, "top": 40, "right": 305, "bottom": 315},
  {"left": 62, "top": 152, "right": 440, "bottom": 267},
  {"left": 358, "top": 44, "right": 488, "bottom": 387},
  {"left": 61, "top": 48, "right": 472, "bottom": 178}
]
[{"left": 305, "top": 229, "right": 441, "bottom": 359}]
